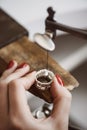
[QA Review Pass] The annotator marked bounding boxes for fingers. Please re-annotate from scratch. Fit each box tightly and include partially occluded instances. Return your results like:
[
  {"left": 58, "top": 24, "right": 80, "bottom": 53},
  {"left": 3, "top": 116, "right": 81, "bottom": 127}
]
[
  {"left": 0, "top": 61, "right": 30, "bottom": 117},
  {"left": 1, "top": 60, "right": 17, "bottom": 79},
  {"left": 1, "top": 61, "right": 30, "bottom": 83},
  {"left": 50, "top": 76, "right": 72, "bottom": 121},
  {"left": 0, "top": 60, "right": 36, "bottom": 127},
  {"left": 8, "top": 71, "right": 36, "bottom": 119},
  {"left": 5, "top": 63, "right": 30, "bottom": 83}
]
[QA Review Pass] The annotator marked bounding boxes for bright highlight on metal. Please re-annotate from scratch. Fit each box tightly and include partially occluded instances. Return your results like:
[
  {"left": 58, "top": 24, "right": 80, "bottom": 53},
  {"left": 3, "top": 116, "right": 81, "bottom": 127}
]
[{"left": 34, "top": 33, "right": 55, "bottom": 51}]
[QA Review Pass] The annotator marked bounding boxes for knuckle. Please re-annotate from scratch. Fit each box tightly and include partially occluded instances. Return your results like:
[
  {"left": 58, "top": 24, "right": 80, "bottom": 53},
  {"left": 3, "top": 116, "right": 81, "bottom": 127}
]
[
  {"left": 63, "top": 92, "right": 72, "bottom": 101},
  {"left": 67, "top": 92, "right": 72, "bottom": 99},
  {"left": 8, "top": 79, "right": 21, "bottom": 91},
  {"left": 60, "top": 88, "right": 72, "bottom": 101},
  {"left": 9, "top": 79, "right": 20, "bottom": 87}
]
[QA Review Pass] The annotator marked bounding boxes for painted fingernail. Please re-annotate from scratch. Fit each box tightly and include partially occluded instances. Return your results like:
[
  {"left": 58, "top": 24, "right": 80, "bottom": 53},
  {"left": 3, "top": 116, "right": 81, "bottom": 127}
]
[
  {"left": 55, "top": 74, "right": 64, "bottom": 86},
  {"left": 7, "top": 60, "right": 14, "bottom": 69},
  {"left": 17, "top": 63, "right": 28, "bottom": 69}
]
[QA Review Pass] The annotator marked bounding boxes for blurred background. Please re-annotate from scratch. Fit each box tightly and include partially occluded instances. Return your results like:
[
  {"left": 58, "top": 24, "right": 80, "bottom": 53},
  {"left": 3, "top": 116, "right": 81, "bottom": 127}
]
[
  {"left": 0, "top": 0, "right": 87, "bottom": 129},
  {"left": 0, "top": 0, "right": 87, "bottom": 39}
]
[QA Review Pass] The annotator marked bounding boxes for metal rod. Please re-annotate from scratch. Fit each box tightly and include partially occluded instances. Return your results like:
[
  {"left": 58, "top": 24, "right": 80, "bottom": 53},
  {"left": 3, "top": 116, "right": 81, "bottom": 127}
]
[{"left": 46, "top": 20, "right": 87, "bottom": 40}]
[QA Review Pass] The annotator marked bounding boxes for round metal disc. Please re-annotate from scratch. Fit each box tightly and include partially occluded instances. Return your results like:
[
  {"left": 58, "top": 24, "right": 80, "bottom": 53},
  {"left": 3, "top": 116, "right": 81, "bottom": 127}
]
[{"left": 34, "top": 33, "right": 55, "bottom": 51}]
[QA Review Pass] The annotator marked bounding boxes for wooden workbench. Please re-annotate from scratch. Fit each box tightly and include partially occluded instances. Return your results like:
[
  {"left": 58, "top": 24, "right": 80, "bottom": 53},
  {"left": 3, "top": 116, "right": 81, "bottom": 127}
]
[{"left": 0, "top": 36, "right": 79, "bottom": 102}]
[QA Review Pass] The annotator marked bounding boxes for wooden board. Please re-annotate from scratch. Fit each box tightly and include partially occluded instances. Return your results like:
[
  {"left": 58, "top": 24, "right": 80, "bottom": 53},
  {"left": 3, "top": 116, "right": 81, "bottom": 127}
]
[
  {"left": 0, "top": 36, "right": 79, "bottom": 86},
  {"left": 0, "top": 36, "right": 79, "bottom": 102}
]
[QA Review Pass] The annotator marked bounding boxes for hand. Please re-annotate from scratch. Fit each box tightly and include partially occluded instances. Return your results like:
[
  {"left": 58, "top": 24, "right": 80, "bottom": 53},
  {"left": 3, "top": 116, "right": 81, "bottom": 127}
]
[{"left": 0, "top": 60, "right": 72, "bottom": 130}]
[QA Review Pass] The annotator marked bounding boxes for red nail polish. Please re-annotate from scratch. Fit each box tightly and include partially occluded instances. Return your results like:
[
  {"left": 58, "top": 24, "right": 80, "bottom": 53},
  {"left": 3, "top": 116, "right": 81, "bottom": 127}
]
[
  {"left": 17, "top": 63, "right": 28, "bottom": 69},
  {"left": 55, "top": 74, "right": 64, "bottom": 86},
  {"left": 7, "top": 60, "right": 14, "bottom": 69}
]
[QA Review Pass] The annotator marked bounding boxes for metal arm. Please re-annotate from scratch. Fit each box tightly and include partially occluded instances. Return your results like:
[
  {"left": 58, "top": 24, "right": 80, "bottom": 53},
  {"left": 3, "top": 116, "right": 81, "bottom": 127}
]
[
  {"left": 45, "top": 7, "right": 87, "bottom": 40},
  {"left": 34, "top": 7, "right": 87, "bottom": 51}
]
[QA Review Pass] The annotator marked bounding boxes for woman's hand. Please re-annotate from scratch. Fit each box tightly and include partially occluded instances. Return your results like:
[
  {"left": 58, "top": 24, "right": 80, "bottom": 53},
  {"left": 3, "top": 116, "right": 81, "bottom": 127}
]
[{"left": 0, "top": 60, "right": 72, "bottom": 130}]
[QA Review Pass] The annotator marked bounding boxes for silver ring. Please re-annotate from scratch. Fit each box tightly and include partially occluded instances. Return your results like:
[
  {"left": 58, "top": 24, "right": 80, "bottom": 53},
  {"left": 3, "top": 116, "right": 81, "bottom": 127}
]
[{"left": 35, "top": 69, "right": 54, "bottom": 91}]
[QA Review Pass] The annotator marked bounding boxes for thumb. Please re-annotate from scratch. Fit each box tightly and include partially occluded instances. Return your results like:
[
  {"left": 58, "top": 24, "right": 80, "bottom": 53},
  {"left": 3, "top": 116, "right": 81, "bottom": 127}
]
[{"left": 50, "top": 76, "right": 72, "bottom": 120}]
